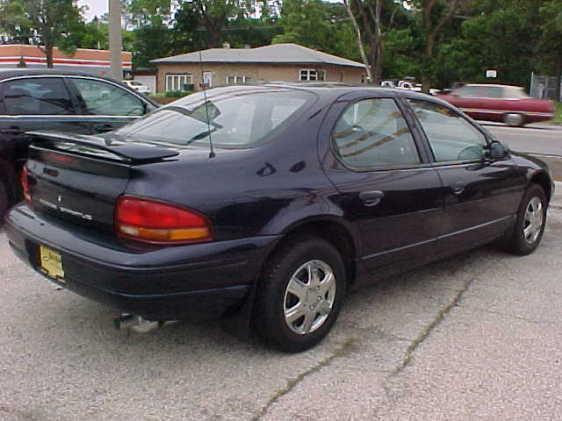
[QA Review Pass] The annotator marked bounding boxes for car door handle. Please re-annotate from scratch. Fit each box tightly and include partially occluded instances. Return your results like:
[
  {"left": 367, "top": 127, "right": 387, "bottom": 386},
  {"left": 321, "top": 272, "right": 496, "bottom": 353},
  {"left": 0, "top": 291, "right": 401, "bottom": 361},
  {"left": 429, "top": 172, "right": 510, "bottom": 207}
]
[
  {"left": 359, "top": 190, "right": 384, "bottom": 207},
  {"left": 1, "top": 126, "right": 23, "bottom": 135}
]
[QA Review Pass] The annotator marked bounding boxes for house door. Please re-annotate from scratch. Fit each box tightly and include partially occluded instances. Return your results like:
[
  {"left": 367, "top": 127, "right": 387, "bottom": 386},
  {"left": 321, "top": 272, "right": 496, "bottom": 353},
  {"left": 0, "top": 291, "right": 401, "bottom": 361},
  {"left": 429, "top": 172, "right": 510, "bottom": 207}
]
[{"left": 203, "top": 72, "right": 213, "bottom": 88}]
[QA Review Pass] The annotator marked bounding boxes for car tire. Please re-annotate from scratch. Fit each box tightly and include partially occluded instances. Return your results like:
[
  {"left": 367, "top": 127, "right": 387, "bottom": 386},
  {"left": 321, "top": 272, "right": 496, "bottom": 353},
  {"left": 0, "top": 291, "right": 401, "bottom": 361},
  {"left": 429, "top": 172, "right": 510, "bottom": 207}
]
[
  {"left": 254, "top": 236, "right": 346, "bottom": 352},
  {"left": 504, "top": 113, "right": 525, "bottom": 127},
  {"left": 500, "top": 184, "right": 547, "bottom": 255}
]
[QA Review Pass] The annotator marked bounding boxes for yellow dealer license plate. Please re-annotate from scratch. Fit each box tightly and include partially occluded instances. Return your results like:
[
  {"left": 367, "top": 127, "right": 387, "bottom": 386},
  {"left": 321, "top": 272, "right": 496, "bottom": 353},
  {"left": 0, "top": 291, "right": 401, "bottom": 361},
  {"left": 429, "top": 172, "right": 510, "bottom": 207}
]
[{"left": 39, "top": 245, "right": 65, "bottom": 281}]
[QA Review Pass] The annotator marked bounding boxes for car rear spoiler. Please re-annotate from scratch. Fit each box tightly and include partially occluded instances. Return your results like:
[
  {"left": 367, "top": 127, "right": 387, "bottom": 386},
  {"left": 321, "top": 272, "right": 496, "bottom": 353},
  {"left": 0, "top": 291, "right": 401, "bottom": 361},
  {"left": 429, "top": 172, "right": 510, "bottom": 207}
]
[{"left": 28, "top": 131, "right": 179, "bottom": 164}]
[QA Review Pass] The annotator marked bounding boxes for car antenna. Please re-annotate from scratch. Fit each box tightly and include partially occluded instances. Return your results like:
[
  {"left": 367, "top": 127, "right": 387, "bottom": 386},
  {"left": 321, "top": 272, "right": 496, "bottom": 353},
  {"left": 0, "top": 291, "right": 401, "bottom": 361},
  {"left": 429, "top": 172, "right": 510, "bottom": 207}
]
[{"left": 199, "top": 50, "right": 216, "bottom": 158}]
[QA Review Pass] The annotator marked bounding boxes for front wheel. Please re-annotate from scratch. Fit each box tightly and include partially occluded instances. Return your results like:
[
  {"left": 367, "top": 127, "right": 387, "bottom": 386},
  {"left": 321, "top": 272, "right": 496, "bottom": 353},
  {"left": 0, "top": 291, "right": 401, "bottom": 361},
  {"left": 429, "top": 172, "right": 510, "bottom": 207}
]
[
  {"left": 254, "top": 237, "right": 346, "bottom": 352},
  {"left": 501, "top": 184, "right": 547, "bottom": 255},
  {"left": 504, "top": 113, "right": 525, "bottom": 127}
]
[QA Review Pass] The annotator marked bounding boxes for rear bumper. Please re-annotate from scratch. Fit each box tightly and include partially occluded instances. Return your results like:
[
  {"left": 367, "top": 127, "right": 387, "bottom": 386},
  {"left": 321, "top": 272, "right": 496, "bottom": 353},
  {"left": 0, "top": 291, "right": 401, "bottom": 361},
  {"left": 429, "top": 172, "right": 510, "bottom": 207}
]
[{"left": 6, "top": 204, "right": 280, "bottom": 320}]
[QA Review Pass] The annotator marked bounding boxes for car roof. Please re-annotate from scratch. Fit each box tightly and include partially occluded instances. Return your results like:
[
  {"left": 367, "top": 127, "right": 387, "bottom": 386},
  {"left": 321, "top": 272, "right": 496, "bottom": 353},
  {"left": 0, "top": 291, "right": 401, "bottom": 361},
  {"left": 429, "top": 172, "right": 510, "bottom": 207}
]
[
  {"left": 460, "top": 83, "right": 523, "bottom": 89},
  {"left": 0, "top": 68, "right": 120, "bottom": 82},
  {"left": 177, "top": 83, "right": 449, "bottom": 108},
  {"left": 262, "top": 82, "right": 425, "bottom": 96}
]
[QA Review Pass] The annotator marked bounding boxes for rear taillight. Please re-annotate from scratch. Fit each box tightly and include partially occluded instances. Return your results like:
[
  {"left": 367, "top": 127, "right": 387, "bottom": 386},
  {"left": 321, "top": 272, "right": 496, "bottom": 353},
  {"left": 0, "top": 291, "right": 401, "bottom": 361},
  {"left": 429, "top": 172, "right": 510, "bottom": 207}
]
[
  {"left": 115, "top": 196, "right": 212, "bottom": 244},
  {"left": 20, "top": 167, "right": 31, "bottom": 202}
]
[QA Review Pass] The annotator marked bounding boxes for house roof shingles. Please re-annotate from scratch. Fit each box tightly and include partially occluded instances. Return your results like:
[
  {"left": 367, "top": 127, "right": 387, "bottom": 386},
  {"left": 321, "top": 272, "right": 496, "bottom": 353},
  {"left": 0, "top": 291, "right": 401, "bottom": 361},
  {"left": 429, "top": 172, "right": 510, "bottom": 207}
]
[{"left": 151, "top": 43, "right": 364, "bottom": 69}]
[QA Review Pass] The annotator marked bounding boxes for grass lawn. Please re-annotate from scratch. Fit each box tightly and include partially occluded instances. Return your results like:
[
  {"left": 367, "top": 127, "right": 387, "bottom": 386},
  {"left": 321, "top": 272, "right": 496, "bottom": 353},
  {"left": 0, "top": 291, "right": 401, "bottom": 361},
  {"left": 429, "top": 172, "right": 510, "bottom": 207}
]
[{"left": 554, "top": 102, "right": 562, "bottom": 124}]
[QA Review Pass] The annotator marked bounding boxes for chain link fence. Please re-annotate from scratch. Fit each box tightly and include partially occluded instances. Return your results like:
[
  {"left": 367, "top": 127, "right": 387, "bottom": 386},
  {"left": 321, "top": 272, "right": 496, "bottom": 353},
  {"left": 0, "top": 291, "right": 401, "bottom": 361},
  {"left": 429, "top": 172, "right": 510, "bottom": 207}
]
[{"left": 530, "top": 72, "right": 562, "bottom": 101}]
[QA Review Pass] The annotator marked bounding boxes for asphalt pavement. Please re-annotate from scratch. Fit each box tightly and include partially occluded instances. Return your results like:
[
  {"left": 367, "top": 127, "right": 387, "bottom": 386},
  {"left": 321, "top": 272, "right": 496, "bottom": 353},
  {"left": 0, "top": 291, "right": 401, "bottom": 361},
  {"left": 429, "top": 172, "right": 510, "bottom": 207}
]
[
  {"left": 484, "top": 123, "right": 562, "bottom": 157},
  {"left": 1, "top": 123, "right": 561, "bottom": 420},
  {"left": 1, "top": 187, "right": 562, "bottom": 420}
]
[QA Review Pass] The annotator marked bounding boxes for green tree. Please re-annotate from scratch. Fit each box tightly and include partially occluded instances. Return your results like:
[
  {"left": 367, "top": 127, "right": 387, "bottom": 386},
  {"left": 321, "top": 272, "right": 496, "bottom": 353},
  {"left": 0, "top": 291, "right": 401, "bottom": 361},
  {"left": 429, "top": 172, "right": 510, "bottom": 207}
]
[
  {"left": 539, "top": 0, "right": 562, "bottom": 100},
  {"left": 405, "top": 0, "right": 466, "bottom": 91},
  {"left": 343, "top": 0, "right": 411, "bottom": 84},
  {"left": 273, "top": 0, "right": 359, "bottom": 60},
  {"left": 0, "top": 0, "right": 84, "bottom": 67},
  {"left": 0, "top": 0, "right": 31, "bottom": 43},
  {"left": 123, "top": 0, "right": 173, "bottom": 69},
  {"left": 74, "top": 17, "right": 109, "bottom": 50},
  {"left": 435, "top": 0, "right": 543, "bottom": 88},
  {"left": 177, "top": 0, "right": 242, "bottom": 48}
]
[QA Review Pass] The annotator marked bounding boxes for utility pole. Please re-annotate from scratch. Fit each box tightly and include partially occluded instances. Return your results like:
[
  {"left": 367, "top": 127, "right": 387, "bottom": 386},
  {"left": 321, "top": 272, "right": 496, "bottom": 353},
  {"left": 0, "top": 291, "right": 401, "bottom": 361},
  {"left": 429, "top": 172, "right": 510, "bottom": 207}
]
[{"left": 108, "top": 0, "right": 123, "bottom": 80}]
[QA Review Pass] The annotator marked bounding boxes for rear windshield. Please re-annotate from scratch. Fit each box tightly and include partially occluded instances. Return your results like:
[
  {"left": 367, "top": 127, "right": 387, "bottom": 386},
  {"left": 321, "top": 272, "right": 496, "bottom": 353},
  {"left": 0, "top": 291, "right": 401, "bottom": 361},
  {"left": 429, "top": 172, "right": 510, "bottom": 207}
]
[{"left": 115, "top": 89, "right": 314, "bottom": 148}]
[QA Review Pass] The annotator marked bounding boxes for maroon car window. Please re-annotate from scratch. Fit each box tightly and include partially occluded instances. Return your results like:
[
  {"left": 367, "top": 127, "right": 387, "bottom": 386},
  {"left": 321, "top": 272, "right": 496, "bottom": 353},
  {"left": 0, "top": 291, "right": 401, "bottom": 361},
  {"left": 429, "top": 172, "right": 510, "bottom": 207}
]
[
  {"left": 3, "top": 77, "right": 74, "bottom": 115},
  {"left": 456, "top": 85, "right": 502, "bottom": 98},
  {"left": 332, "top": 98, "right": 420, "bottom": 169},
  {"left": 409, "top": 100, "right": 487, "bottom": 162}
]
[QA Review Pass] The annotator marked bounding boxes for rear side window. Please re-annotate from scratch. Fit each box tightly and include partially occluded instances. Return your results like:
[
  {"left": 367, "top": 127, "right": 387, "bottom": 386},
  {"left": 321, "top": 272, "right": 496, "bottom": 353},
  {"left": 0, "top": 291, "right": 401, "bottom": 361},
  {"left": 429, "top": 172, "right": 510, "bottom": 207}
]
[
  {"left": 115, "top": 89, "right": 313, "bottom": 148},
  {"left": 332, "top": 98, "right": 420, "bottom": 169},
  {"left": 71, "top": 78, "right": 145, "bottom": 116},
  {"left": 2, "top": 77, "right": 73, "bottom": 115},
  {"left": 409, "top": 100, "right": 487, "bottom": 162},
  {"left": 456, "top": 86, "right": 502, "bottom": 98}
]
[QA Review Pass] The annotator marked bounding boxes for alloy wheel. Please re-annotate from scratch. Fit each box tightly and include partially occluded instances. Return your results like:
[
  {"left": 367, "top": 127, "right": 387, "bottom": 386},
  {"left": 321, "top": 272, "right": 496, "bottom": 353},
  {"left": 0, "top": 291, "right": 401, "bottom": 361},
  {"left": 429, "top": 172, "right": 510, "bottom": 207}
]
[
  {"left": 523, "top": 196, "right": 544, "bottom": 244},
  {"left": 283, "top": 259, "right": 337, "bottom": 335}
]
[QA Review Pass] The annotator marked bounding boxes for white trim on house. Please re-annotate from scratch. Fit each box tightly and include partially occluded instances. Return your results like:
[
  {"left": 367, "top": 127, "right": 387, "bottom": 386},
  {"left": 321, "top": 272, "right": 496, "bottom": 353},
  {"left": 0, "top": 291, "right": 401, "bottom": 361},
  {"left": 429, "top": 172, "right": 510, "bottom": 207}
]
[
  {"left": 165, "top": 73, "right": 192, "bottom": 91},
  {"left": 299, "top": 69, "right": 326, "bottom": 82},
  {"left": 225, "top": 75, "right": 250, "bottom": 85}
]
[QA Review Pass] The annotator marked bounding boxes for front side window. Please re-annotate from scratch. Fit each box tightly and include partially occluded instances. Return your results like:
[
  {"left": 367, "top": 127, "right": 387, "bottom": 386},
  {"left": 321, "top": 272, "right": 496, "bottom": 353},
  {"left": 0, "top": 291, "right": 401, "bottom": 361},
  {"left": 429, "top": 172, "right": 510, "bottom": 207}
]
[
  {"left": 409, "top": 100, "right": 487, "bottom": 162},
  {"left": 299, "top": 69, "right": 326, "bottom": 81},
  {"left": 3, "top": 77, "right": 73, "bottom": 115},
  {"left": 71, "top": 78, "right": 145, "bottom": 116},
  {"left": 332, "top": 98, "right": 420, "bottom": 169},
  {"left": 165, "top": 73, "right": 192, "bottom": 92},
  {"left": 115, "top": 89, "right": 313, "bottom": 149}
]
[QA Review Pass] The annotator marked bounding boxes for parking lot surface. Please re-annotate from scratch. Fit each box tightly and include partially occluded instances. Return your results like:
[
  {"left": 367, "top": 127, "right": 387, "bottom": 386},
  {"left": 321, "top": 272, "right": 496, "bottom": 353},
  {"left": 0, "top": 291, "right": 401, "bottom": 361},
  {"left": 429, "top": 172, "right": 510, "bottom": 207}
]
[{"left": 1, "top": 188, "right": 561, "bottom": 420}]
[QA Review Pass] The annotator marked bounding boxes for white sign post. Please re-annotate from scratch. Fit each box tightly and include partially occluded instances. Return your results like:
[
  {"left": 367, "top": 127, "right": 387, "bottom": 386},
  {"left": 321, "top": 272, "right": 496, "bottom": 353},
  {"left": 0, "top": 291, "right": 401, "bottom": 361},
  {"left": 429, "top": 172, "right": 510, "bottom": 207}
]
[{"left": 486, "top": 69, "right": 497, "bottom": 78}]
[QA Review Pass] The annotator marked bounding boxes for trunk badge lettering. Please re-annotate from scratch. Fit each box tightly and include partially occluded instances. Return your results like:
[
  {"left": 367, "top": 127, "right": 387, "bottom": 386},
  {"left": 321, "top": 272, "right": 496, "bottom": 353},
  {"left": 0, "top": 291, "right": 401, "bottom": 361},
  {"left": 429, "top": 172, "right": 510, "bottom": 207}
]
[{"left": 38, "top": 197, "right": 93, "bottom": 221}]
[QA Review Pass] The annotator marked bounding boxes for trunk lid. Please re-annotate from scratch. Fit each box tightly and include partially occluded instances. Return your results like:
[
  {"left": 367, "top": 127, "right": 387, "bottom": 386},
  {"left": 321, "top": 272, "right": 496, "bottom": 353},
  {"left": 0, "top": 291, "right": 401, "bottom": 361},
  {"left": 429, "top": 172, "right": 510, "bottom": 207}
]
[{"left": 26, "top": 131, "right": 179, "bottom": 233}]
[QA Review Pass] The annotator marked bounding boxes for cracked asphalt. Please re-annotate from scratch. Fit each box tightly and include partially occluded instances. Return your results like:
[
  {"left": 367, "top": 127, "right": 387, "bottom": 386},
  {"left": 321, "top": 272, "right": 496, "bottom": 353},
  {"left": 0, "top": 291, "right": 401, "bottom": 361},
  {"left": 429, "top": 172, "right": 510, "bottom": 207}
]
[{"left": 1, "top": 188, "right": 561, "bottom": 420}]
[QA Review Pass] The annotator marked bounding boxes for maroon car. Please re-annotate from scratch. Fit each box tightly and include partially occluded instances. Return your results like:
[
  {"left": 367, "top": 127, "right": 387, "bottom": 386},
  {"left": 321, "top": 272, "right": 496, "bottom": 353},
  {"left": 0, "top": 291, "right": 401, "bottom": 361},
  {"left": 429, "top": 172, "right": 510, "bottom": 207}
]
[{"left": 438, "top": 84, "right": 554, "bottom": 127}]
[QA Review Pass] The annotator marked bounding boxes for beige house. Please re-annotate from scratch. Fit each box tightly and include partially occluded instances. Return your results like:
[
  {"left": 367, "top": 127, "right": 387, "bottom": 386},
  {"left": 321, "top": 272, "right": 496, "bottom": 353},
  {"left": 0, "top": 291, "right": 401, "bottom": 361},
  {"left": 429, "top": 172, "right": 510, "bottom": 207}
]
[{"left": 151, "top": 43, "right": 366, "bottom": 93}]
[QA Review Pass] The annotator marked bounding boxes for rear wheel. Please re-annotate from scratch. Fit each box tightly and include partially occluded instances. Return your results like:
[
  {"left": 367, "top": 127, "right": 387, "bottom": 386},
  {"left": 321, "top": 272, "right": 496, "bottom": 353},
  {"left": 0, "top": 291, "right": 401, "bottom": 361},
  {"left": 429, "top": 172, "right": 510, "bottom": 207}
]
[
  {"left": 504, "top": 113, "right": 525, "bottom": 127},
  {"left": 254, "top": 236, "right": 346, "bottom": 352},
  {"left": 501, "top": 184, "right": 547, "bottom": 255}
]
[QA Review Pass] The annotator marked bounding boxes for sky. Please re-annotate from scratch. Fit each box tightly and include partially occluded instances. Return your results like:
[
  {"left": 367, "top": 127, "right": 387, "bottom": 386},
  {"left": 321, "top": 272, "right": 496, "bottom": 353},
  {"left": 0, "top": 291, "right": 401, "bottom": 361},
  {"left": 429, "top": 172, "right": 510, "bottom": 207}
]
[{"left": 78, "top": 0, "right": 108, "bottom": 21}]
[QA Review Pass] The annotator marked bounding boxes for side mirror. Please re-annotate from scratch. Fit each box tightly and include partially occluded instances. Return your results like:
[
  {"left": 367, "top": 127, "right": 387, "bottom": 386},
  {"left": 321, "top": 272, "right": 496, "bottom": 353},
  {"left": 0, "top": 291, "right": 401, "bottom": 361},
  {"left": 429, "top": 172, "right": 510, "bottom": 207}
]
[{"left": 487, "top": 141, "right": 509, "bottom": 160}]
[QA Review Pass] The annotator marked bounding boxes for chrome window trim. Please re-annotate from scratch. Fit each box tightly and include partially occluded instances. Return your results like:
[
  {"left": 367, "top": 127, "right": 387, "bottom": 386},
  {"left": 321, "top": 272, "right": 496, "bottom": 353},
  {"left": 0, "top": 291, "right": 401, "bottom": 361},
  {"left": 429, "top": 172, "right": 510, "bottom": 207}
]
[{"left": 0, "top": 114, "right": 141, "bottom": 119}]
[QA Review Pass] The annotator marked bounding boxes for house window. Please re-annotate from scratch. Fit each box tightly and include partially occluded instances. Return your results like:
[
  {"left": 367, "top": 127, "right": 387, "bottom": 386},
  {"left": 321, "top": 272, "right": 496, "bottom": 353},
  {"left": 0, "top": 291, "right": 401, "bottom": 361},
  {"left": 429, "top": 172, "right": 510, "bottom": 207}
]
[
  {"left": 165, "top": 73, "right": 192, "bottom": 92},
  {"left": 299, "top": 69, "right": 326, "bottom": 82},
  {"left": 226, "top": 75, "right": 250, "bottom": 85}
]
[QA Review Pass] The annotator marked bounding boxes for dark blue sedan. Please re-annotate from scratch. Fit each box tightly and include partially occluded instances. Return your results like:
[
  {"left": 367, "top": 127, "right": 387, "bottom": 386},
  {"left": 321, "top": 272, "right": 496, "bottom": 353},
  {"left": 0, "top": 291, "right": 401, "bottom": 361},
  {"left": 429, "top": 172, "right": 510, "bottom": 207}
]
[{"left": 5, "top": 84, "right": 553, "bottom": 352}]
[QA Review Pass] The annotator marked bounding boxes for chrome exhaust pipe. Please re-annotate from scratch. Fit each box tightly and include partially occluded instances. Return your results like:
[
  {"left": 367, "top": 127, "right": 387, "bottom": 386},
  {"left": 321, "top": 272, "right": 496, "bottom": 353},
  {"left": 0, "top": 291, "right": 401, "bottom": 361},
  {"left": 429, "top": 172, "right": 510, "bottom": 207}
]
[{"left": 113, "top": 313, "right": 162, "bottom": 333}]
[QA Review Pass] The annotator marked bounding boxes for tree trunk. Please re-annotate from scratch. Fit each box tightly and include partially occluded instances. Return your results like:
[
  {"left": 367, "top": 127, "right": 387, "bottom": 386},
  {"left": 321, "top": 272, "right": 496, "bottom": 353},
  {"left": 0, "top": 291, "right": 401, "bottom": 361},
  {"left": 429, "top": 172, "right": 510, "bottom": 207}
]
[
  {"left": 371, "top": 39, "right": 383, "bottom": 85},
  {"left": 206, "top": 27, "right": 222, "bottom": 48},
  {"left": 421, "top": 34, "right": 435, "bottom": 93},
  {"left": 45, "top": 44, "right": 54, "bottom": 68},
  {"left": 343, "top": 0, "right": 372, "bottom": 83}
]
